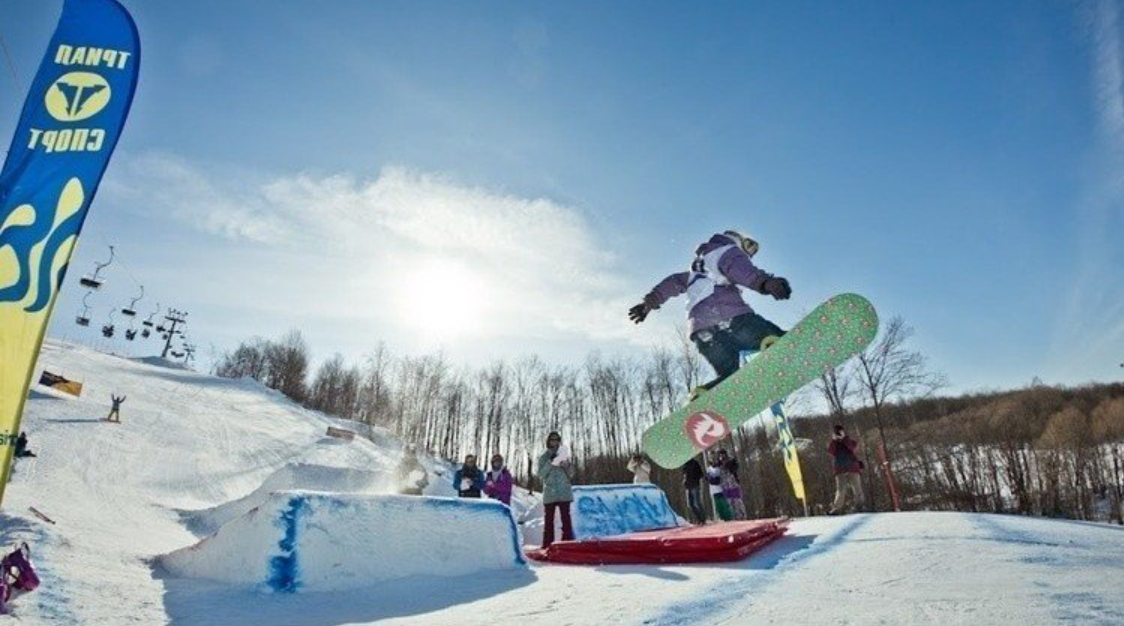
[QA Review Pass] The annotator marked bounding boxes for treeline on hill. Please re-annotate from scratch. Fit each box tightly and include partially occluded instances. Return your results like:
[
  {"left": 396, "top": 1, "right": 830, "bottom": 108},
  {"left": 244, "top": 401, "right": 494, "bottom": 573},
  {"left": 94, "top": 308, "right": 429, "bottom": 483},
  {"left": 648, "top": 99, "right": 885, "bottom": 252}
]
[{"left": 213, "top": 320, "right": 1124, "bottom": 524}]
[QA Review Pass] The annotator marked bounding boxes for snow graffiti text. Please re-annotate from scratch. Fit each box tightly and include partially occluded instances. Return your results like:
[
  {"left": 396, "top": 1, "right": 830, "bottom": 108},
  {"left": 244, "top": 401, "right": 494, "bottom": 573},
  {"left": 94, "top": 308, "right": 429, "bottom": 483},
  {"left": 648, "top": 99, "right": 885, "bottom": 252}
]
[{"left": 572, "top": 485, "right": 679, "bottom": 539}]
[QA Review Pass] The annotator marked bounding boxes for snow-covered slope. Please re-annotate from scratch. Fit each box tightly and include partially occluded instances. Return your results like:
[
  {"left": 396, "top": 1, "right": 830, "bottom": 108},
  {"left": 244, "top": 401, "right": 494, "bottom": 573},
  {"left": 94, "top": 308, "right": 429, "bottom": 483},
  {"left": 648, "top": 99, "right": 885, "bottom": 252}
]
[{"left": 3, "top": 340, "right": 1124, "bottom": 625}]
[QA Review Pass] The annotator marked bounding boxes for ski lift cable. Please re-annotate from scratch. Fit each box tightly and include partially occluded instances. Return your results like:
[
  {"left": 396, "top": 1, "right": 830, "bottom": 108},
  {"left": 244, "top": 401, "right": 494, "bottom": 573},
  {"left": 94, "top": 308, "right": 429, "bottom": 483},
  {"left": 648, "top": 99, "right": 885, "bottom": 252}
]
[
  {"left": 0, "top": 22, "right": 23, "bottom": 104},
  {"left": 94, "top": 232, "right": 143, "bottom": 288}
]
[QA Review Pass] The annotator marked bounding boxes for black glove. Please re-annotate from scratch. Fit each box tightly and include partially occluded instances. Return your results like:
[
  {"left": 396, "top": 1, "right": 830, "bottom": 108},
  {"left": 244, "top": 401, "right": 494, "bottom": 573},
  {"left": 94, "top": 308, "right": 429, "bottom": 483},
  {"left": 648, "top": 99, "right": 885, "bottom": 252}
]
[
  {"left": 762, "top": 277, "right": 792, "bottom": 300},
  {"left": 628, "top": 302, "right": 652, "bottom": 324}
]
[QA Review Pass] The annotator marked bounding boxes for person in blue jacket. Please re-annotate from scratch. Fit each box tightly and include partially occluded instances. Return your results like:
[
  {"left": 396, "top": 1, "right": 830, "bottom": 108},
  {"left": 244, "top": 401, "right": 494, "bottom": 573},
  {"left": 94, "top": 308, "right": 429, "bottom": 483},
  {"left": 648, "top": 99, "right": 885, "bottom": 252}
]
[{"left": 453, "top": 454, "right": 485, "bottom": 498}]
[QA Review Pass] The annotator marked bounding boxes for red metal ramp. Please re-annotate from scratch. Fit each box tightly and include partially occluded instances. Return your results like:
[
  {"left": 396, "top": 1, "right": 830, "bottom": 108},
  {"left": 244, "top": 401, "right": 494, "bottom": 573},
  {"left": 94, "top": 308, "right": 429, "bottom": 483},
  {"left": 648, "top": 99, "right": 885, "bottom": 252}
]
[{"left": 526, "top": 518, "right": 789, "bottom": 565}]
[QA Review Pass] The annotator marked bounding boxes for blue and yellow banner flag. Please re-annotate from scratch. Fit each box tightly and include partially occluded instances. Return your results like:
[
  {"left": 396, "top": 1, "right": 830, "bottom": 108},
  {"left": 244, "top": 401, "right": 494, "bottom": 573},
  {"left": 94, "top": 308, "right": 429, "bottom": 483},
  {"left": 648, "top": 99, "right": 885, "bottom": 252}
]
[
  {"left": 0, "top": 0, "right": 139, "bottom": 502},
  {"left": 769, "top": 401, "right": 806, "bottom": 506}
]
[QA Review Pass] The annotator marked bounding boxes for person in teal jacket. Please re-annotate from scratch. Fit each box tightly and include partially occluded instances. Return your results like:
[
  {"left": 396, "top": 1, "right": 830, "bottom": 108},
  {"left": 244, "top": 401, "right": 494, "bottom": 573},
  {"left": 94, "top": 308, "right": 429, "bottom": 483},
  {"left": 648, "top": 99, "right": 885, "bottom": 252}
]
[{"left": 537, "top": 431, "right": 574, "bottom": 547}]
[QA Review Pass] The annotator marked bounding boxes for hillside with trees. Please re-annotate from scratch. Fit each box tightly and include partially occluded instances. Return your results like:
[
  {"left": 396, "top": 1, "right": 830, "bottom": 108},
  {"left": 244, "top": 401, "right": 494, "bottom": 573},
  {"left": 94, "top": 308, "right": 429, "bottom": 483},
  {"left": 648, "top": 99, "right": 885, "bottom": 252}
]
[{"left": 212, "top": 319, "right": 1124, "bottom": 525}]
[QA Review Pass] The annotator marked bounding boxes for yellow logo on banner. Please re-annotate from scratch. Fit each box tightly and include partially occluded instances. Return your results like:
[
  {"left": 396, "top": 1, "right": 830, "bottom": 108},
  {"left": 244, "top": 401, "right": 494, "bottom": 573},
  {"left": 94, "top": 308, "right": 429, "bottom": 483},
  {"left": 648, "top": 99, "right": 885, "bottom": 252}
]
[{"left": 44, "top": 71, "right": 111, "bottom": 122}]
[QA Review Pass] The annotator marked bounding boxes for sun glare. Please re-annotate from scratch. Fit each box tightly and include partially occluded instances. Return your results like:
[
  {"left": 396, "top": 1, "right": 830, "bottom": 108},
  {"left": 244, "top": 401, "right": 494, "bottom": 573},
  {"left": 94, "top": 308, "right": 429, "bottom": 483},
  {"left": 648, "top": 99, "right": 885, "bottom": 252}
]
[{"left": 397, "top": 259, "right": 490, "bottom": 340}]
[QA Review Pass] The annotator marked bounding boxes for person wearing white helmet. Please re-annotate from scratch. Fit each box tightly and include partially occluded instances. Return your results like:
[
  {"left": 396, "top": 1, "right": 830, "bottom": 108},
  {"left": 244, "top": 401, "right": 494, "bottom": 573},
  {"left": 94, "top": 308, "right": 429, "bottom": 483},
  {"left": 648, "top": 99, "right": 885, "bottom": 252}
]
[{"left": 629, "top": 230, "right": 791, "bottom": 393}]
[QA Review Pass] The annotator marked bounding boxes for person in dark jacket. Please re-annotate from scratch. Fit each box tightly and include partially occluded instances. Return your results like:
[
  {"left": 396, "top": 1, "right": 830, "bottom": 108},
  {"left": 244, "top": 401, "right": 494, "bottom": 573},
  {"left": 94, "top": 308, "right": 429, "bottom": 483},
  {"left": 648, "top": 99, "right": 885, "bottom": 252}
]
[
  {"left": 107, "top": 394, "right": 125, "bottom": 423},
  {"left": 681, "top": 457, "right": 707, "bottom": 524},
  {"left": 537, "top": 431, "right": 574, "bottom": 547},
  {"left": 453, "top": 455, "right": 485, "bottom": 498},
  {"left": 484, "top": 454, "right": 514, "bottom": 505},
  {"left": 828, "top": 424, "right": 864, "bottom": 514}
]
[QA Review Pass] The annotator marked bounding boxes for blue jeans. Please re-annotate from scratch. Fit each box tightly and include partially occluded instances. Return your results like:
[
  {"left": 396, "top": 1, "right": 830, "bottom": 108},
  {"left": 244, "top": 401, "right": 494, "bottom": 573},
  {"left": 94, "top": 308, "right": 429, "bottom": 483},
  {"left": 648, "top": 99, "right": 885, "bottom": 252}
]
[{"left": 692, "top": 311, "right": 785, "bottom": 389}]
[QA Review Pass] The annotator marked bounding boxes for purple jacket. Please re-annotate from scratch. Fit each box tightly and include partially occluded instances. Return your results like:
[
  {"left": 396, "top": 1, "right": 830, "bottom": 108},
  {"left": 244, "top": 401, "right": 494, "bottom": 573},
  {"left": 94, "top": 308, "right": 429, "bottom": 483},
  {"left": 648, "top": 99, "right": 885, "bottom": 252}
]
[
  {"left": 644, "top": 233, "right": 773, "bottom": 334},
  {"left": 484, "top": 467, "right": 514, "bottom": 505}
]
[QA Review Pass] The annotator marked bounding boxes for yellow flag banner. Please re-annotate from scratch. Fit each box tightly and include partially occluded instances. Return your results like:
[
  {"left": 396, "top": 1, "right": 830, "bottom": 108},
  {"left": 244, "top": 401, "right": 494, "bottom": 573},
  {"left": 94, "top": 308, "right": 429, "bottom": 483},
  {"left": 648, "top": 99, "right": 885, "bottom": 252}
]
[
  {"left": 770, "top": 401, "right": 807, "bottom": 505},
  {"left": 0, "top": 0, "right": 139, "bottom": 504}
]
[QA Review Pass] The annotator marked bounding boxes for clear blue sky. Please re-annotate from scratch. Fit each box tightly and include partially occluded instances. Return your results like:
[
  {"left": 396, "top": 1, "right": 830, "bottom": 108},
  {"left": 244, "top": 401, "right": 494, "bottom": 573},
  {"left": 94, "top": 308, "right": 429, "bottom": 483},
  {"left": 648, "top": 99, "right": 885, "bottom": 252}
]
[{"left": 2, "top": 0, "right": 1121, "bottom": 391}]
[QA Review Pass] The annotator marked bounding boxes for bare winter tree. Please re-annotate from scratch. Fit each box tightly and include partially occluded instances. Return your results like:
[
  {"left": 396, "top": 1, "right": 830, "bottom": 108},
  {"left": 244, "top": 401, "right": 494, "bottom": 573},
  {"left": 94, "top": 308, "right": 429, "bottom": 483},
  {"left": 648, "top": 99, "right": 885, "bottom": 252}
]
[{"left": 855, "top": 316, "right": 947, "bottom": 509}]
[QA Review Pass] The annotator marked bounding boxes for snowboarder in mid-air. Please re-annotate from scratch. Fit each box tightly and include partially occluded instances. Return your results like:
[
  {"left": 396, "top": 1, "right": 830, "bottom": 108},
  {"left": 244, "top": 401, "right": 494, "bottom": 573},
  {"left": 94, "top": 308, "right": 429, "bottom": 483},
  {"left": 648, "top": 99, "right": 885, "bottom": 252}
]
[{"left": 629, "top": 230, "right": 793, "bottom": 393}]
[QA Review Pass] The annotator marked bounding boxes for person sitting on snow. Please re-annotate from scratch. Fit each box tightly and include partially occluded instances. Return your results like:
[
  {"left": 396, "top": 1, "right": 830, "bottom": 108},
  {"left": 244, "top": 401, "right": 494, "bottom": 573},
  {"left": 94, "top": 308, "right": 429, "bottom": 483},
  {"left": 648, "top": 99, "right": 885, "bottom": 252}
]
[
  {"left": 538, "top": 431, "right": 574, "bottom": 547},
  {"left": 453, "top": 455, "right": 485, "bottom": 498},
  {"left": 484, "top": 454, "right": 514, "bottom": 505},
  {"left": 628, "top": 230, "right": 792, "bottom": 394},
  {"left": 395, "top": 444, "right": 429, "bottom": 496},
  {"left": 828, "top": 425, "right": 865, "bottom": 515},
  {"left": 627, "top": 453, "right": 652, "bottom": 484},
  {"left": 14, "top": 432, "right": 35, "bottom": 458}
]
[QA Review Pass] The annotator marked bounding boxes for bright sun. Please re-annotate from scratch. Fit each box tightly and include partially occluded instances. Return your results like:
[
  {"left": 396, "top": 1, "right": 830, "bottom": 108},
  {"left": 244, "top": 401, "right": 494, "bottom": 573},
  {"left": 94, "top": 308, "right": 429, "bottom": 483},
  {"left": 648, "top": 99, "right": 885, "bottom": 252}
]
[{"left": 397, "top": 259, "right": 490, "bottom": 340}]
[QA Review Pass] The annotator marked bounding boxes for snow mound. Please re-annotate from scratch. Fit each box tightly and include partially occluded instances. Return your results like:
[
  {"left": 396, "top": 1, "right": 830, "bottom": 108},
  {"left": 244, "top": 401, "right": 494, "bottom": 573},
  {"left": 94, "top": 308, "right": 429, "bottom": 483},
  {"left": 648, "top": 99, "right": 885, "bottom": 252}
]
[
  {"left": 160, "top": 491, "right": 526, "bottom": 592},
  {"left": 183, "top": 463, "right": 394, "bottom": 535}
]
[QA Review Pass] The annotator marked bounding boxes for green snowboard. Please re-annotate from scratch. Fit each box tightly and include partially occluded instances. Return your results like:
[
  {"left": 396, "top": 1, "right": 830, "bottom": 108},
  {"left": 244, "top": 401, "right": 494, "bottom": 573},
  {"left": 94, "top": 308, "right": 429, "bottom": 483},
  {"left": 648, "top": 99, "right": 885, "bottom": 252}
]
[{"left": 642, "top": 293, "right": 878, "bottom": 469}]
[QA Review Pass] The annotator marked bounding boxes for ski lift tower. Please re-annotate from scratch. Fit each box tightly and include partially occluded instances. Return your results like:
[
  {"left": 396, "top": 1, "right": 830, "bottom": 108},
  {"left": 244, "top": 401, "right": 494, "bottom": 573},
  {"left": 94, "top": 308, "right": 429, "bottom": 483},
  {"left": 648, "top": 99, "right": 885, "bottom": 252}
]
[{"left": 160, "top": 309, "right": 188, "bottom": 359}]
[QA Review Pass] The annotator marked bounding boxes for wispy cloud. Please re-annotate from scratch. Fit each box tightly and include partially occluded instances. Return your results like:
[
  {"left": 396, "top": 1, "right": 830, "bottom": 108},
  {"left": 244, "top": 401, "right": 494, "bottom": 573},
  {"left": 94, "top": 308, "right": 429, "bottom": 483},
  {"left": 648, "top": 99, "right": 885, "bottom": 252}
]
[
  {"left": 102, "top": 154, "right": 644, "bottom": 351},
  {"left": 1051, "top": 0, "right": 1124, "bottom": 379}
]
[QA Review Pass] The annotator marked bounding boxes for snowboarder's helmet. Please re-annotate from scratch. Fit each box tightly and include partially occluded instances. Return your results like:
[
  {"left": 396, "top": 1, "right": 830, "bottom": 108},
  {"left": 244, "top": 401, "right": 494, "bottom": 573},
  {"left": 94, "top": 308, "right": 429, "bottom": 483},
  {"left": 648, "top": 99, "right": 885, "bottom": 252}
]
[{"left": 724, "top": 230, "right": 759, "bottom": 257}]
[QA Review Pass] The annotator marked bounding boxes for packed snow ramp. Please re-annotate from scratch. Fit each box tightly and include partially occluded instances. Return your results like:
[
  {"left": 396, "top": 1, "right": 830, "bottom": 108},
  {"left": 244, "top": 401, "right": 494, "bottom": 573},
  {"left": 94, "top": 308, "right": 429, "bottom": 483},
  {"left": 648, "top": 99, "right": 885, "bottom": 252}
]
[{"left": 161, "top": 492, "right": 526, "bottom": 592}]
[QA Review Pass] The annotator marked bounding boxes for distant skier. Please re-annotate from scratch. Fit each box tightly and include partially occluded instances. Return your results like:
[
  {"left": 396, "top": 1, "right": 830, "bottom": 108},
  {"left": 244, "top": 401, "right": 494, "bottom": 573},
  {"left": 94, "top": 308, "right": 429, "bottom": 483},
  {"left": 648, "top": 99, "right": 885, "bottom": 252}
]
[
  {"left": 828, "top": 424, "right": 865, "bottom": 515},
  {"left": 627, "top": 454, "right": 652, "bottom": 484},
  {"left": 395, "top": 444, "right": 429, "bottom": 496},
  {"left": 454, "top": 455, "right": 485, "bottom": 498},
  {"left": 537, "top": 431, "right": 574, "bottom": 547},
  {"left": 681, "top": 457, "right": 707, "bottom": 524},
  {"left": 106, "top": 394, "right": 126, "bottom": 423},
  {"left": 484, "top": 454, "right": 514, "bottom": 506},
  {"left": 628, "top": 230, "right": 791, "bottom": 393}
]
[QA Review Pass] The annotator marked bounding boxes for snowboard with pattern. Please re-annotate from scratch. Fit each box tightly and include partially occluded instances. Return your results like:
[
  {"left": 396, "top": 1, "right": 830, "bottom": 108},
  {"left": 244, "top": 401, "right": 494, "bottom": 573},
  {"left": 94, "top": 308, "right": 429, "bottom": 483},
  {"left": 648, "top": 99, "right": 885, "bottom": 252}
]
[{"left": 642, "top": 293, "right": 878, "bottom": 469}]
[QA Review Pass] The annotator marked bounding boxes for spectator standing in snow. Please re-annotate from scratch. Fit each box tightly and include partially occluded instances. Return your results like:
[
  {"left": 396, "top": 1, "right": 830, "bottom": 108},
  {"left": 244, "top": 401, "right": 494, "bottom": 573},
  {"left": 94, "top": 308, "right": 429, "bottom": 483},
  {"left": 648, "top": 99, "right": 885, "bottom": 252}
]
[
  {"left": 106, "top": 394, "right": 125, "bottom": 423},
  {"left": 537, "top": 431, "right": 574, "bottom": 547},
  {"left": 395, "top": 444, "right": 429, "bottom": 496},
  {"left": 706, "top": 453, "right": 732, "bottom": 521},
  {"left": 627, "top": 454, "right": 652, "bottom": 484},
  {"left": 681, "top": 457, "right": 707, "bottom": 524},
  {"left": 717, "top": 449, "right": 747, "bottom": 520},
  {"left": 484, "top": 454, "right": 513, "bottom": 505},
  {"left": 454, "top": 455, "right": 485, "bottom": 498},
  {"left": 828, "top": 424, "right": 864, "bottom": 515}
]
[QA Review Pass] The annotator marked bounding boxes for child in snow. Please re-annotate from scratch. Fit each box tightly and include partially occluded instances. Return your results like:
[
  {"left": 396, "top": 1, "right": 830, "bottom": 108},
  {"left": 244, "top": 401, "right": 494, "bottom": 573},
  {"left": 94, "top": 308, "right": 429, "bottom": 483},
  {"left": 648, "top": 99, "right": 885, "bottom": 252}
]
[
  {"left": 707, "top": 454, "right": 732, "bottom": 522},
  {"left": 627, "top": 454, "right": 652, "bottom": 484},
  {"left": 717, "top": 449, "right": 747, "bottom": 520},
  {"left": 395, "top": 444, "right": 429, "bottom": 496},
  {"left": 628, "top": 230, "right": 791, "bottom": 392},
  {"left": 537, "top": 431, "right": 574, "bottom": 547},
  {"left": 106, "top": 394, "right": 125, "bottom": 422},
  {"left": 453, "top": 455, "right": 485, "bottom": 498},
  {"left": 484, "top": 454, "right": 514, "bottom": 505},
  {"left": 828, "top": 425, "right": 865, "bottom": 515}
]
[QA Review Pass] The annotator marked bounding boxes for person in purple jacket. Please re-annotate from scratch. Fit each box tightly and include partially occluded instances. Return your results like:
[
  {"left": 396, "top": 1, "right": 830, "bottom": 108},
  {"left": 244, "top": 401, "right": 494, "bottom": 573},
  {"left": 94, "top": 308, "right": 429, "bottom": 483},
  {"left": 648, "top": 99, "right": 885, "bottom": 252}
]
[
  {"left": 629, "top": 230, "right": 792, "bottom": 392},
  {"left": 483, "top": 453, "right": 514, "bottom": 506}
]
